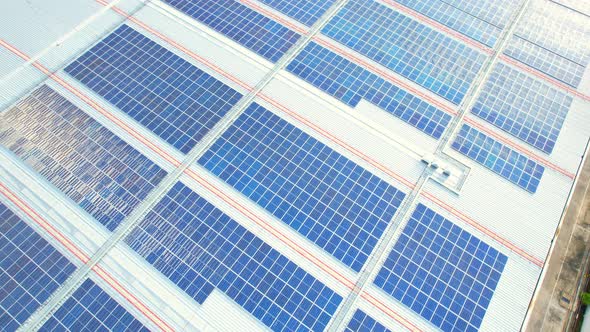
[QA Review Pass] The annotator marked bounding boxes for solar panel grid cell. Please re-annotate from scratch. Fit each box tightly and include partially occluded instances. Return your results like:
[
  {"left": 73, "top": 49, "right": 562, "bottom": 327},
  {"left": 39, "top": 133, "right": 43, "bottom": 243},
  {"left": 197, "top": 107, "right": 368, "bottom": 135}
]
[
  {"left": 472, "top": 63, "right": 572, "bottom": 154},
  {"left": 40, "top": 279, "right": 149, "bottom": 332},
  {"left": 125, "top": 182, "right": 343, "bottom": 331},
  {"left": 374, "top": 204, "right": 507, "bottom": 332},
  {"left": 162, "top": 0, "right": 302, "bottom": 62},
  {"left": 0, "top": 203, "right": 77, "bottom": 331},
  {"left": 0, "top": 85, "right": 167, "bottom": 231},
  {"left": 322, "top": 0, "right": 487, "bottom": 104},
  {"left": 452, "top": 124, "right": 545, "bottom": 193},
  {"left": 345, "top": 310, "right": 391, "bottom": 332},
  {"left": 65, "top": 25, "right": 243, "bottom": 155},
  {"left": 287, "top": 42, "right": 452, "bottom": 139},
  {"left": 256, "top": 0, "right": 336, "bottom": 26},
  {"left": 199, "top": 103, "right": 407, "bottom": 272}
]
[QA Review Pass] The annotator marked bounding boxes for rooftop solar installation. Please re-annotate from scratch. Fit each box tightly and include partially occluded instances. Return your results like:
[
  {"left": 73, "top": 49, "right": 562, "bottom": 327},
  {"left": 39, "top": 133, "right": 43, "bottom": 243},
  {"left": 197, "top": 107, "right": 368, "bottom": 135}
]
[
  {"left": 452, "top": 124, "right": 545, "bottom": 192},
  {"left": 471, "top": 63, "right": 572, "bottom": 154},
  {"left": 322, "top": 0, "right": 488, "bottom": 104},
  {"left": 65, "top": 24, "right": 243, "bottom": 154},
  {"left": 374, "top": 204, "right": 507, "bottom": 332},
  {"left": 287, "top": 42, "right": 452, "bottom": 139},
  {"left": 199, "top": 103, "right": 407, "bottom": 272},
  {"left": 1, "top": 0, "right": 589, "bottom": 331},
  {"left": 40, "top": 279, "right": 149, "bottom": 332},
  {"left": 0, "top": 203, "right": 77, "bottom": 331},
  {"left": 126, "top": 181, "right": 343, "bottom": 331},
  {"left": 389, "top": 0, "right": 517, "bottom": 47},
  {"left": 162, "top": 0, "right": 301, "bottom": 62},
  {"left": 0, "top": 85, "right": 168, "bottom": 231},
  {"left": 256, "top": 0, "right": 337, "bottom": 26},
  {"left": 345, "top": 310, "right": 391, "bottom": 332}
]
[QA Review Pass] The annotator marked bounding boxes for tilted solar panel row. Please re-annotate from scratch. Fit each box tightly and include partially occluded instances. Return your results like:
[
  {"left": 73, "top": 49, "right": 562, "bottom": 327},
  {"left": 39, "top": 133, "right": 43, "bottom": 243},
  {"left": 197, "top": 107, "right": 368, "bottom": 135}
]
[
  {"left": 452, "top": 124, "right": 545, "bottom": 193},
  {"left": 287, "top": 42, "right": 452, "bottom": 139},
  {"left": 322, "top": 0, "right": 487, "bottom": 104},
  {"left": 504, "top": 0, "right": 590, "bottom": 88},
  {"left": 199, "top": 103, "right": 407, "bottom": 272},
  {"left": 40, "top": 279, "right": 149, "bottom": 332},
  {"left": 65, "top": 24, "right": 243, "bottom": 155},
  {"left": 472, "top": 63, "right": 572, "bottom": 154},
  {"left": 375, "top": 203, "right": 507, "bottom": 332},
  {"left": 256, "top": 0, "right": 337, "bottom": 26},
  {"left": 0, "top": 85, "right": 167, "bottom": 231},
  {"left": 345, "top": 309, "right": 391, "bottom": 332},
  {"left": 126, "top": 181, "right": 343, "bottom": 331},
  {"left": 0, "top": 202, "right": 77, "bottom": 331},
  {"left": 162, "top": 0, "right": 301, "bottom": 62},
  {"left": 389, "top": 0, "right": 517, "bottom": 47}
]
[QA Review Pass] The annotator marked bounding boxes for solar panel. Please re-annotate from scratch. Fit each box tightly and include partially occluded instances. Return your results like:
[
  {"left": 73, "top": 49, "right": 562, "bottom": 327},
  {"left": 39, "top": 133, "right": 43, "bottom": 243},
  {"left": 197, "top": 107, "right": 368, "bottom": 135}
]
[
  {"left": 374, "top": 203, "right": 507, "bottom": 332},
  {"left": 0, "top": 85, "right": 168, "bottom": 231},
  {"left": 40, "top": 279, "right": 149, "bottom": 332},
  {"left": 0, "top": 202, "right": 77, "bottom": 331},
  {"left": 504, "top": 2, "right": 590, "bottom": 88},
  {"left": 471, "top": 63, "right": 572, "bottom": 154},
  {"left": 551, "top": 0, "right": 590, "bottom": 16},
  {"left": 125, "top": 182, "right": 343, "bottom": 331},
  {"left": 65, "top": 24, "right": 243, "bottom": 154},
  {"left": 390, "top": 0, "right": 512, "bottom": 47},
  {"left": 198, "top": 103, "right": 407, "bottom": 272},
  {"left": 345, "top": 310, "right": 391, "bottom": 332},
  {"left": 322, "top": 0, "right": 487, "bottom": 104},
  {"left": 287, "top": 42, "right": 452, "bottom": 139},
  {"left": 256, "top": 0, "right": 337, "bottom": 26},
  {"left": 162, "top": 0, "right": 301, "bottom": 62},
  {"left": 452, "top": 124, "right": 545, "bottom": 193}
]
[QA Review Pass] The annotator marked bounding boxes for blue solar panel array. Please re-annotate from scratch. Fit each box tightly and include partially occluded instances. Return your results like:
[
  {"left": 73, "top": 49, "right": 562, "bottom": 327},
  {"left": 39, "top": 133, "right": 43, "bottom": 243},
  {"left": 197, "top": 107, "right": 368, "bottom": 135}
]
[
  {"left": 0, "top": 85, "right": 167, "bottom": 231},
  {"left": 322, "top": 0, "right": 487, "bottom": 104},
  {"left": 375, "top": 203, "right": 507, "bottom": 332},
  {"left": 199, "top": 103, "right": 406, "bottom": 272},
  {"left": 345, "top": 310, "right": 391, "bottom": 332},
  {"left": 452, "top": 124, "right": 545, "bottom": 193},
  {"left": 472, "top": 63, "right": 572, "bottom": 154},
  {"left": 65, "top": 25, "right": 243, "bottom": 154},
  {"left": 256, "top": 0, "right": 336, "bottom": 26},
  {"left": 40, "top": 279, "right": 149, "bottom": 332},
  {"left": 504, "top": 2, "right": 590, "bottom": 88},
  {"left": 126, "top": 182, "right": 343, "bottom": 331},
  {"left": 162, "top": 0, "right": 301, "bottom": 62},
  {"left": 0, "top": 202, "right": 77, "bottom": 331},
  {"left": 287, "top": 42, "right": 452, "bottom": 139},
  {"left": 390, "top": 0, "right": 514, "bottom": 47}
]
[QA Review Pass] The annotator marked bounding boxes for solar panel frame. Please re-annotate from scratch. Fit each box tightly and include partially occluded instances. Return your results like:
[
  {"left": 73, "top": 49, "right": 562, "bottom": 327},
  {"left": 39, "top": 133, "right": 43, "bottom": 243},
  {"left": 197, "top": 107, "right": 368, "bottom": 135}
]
[
  {"left": 198, "top": 103, "right": 407, "bottom": 272},
  {"left": 0, "top": 85, "right": 168, "bottom": 231},
  {"left": 125, "top": 181, "right": 343, "bottom": 331},
  {"left": 65, "top": 24, "right": 244, "bottom": 155}
]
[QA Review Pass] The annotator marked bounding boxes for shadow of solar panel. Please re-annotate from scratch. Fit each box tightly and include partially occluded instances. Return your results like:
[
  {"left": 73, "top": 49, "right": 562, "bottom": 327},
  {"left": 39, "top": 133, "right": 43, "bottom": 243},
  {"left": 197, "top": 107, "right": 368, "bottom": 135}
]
[
  {"left": 345, "top": 310, "right": 391, "bottom": 332},
  {"left": 452, "top": 124, "right": 545, "bottom": 193},
  {"left": 0, "top": 85, "right": 168, "bottom": 231},
  {"left": 256, "top": 0, "right": 336, "bottom": 26},
  {"left": 389, "top": 0, "right": 515, "bottom": 47},
  {"left": 199, "top": 103, "right": 406, "bottom": 272},
  {"left": 471, "top": 63, "right": 572, "bottom": 154},
  {"left": 65, "top": 24, "right": 243, "bottom": 155},
  {"left": 322, "top": 0, "right": 487, "bottom": 104},
  {"left": 0, "top": 203, "right": 77, "bottom": 331},
  {"left": 40, "top": 279, "right": 149, "bottom": 332},
  {"left": 287, "top": 42, "right": 451, "bottom": 139},
  {"left": 125, "top": 182, "right": 343, "bottom": 331},
  {"left": 162, "top": 0, "right": 301, "bottom": 62},
  {"left": 374, "top": 204, "right": 507, "bottom": 332}
]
